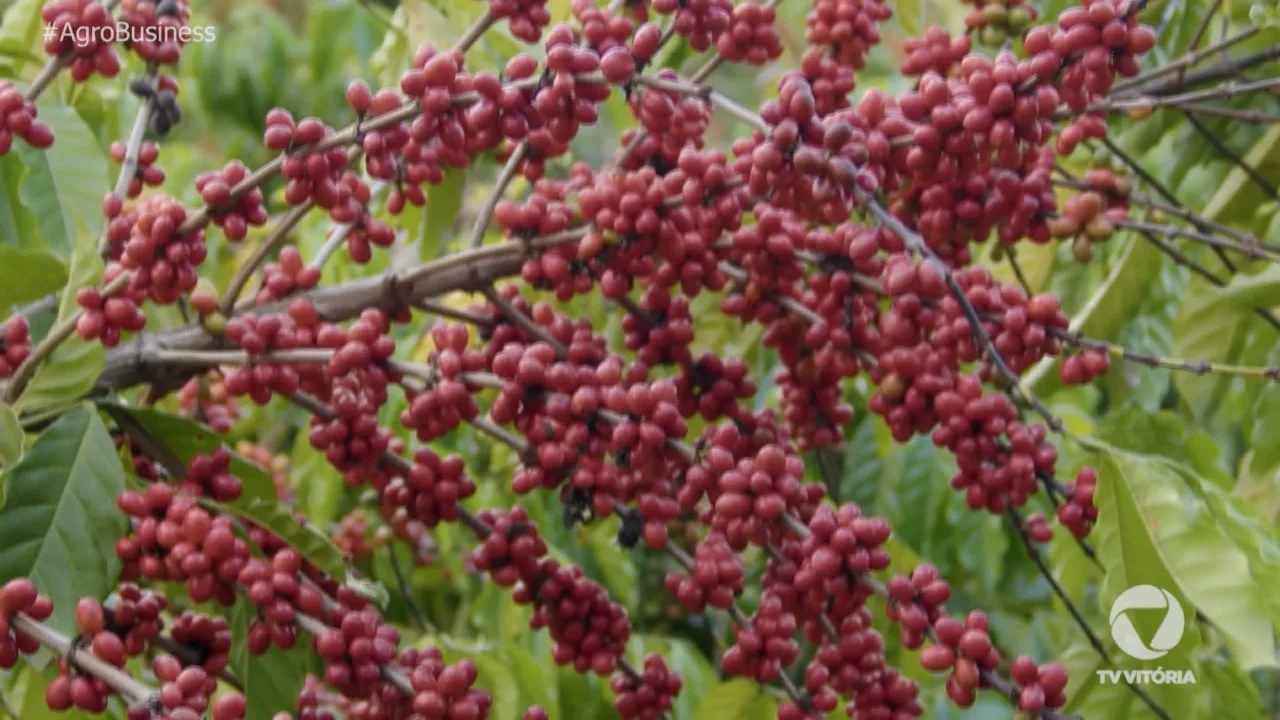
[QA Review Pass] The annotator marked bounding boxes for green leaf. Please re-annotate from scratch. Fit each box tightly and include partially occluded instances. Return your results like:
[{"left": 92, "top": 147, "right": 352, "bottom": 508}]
[
  {"left": 1200, "top": 125, "right": 1280, "bottom": 224},
  {"left": 1187, "top": 475, "right": 1280, "bottom": 632},
  {"left": 1235, "top": 452, "right": 1280, "bottom": 524},
  {"left": 232, "top": 600, "right": 309, "bottom": 720},
  {"left": 1092, "top": 445, "right": 1277, "bottom": 670},
  {"left": 0, "top": 401, "right": 21, "bottom": 468},
  {"left": 989, "top": 241, "right": 1056, "bottom": 294},
  {"left": 98, "top": 404, "right": 275, "bottom": 501},
  {"left": 0, "top": 248, "right": 65, "bottom": 314},
  {"left": 667, "top": 638, "right": 719, "bottom": 719},
  {"left": 1027, "top": 233, "right": 1163, "bottom": 394},
  {"left": 15, "top": 229, "right": 104, "bottom": 415},
  {"left": 1170, "top": 273, "right": 1260, "bottom": 421},
  {"left": 0, "top": 0, "right": 45, "bottom": 66},
  {"left": 468, "top": 653, "right": 520, "bottom": 720},
  {"left": 741, "top": 690, "right": 778, "bottom": 720},
  {"left": 506, "top": 645, "right": 561, "bottom": 720},
  {"left": 896, "top": 0, "right": 922, "bottom": 35},
  {"left": 290, "top": 427, "right": 344, "bottom": 528},
  {"left": 583, "top": 518, "right": 637, "bottom": 611},
  {"left": 98, "top": 404, "right": 350, "bottom": 581},
  {"left": 693, "top": 678, "right": 770, "bottom": 720},
  {"left": 1095, "top": 406, "right": 1232, "bottom": 487},
  {"left": 0, "top": 154, "right": 32, "bottom": 249},
  {"left": 418, "top": 168, "right": 466, "bottom": 260},
  {"left": 0, "top": 408, "right": 127, "bottom": 636},
  {"left": 1196, "top": 655, "right": 1265, "bottom": 720},
  {"left": 343, "top": 570, "right": 390, "bottom": 609},
  {"left": 220, "top": 495, "right": 348, "bottom": 582},
  {"left": 1217, "top": 264, "right": 1280, "bottom": 310},
  {"left": 15, "top": 98, "right": 108, "bottom": 257}
]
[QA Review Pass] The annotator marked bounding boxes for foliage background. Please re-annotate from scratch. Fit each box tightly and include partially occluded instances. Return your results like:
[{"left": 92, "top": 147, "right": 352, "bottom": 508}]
[{"left": 0, "top": 0, "right": 1278, "bottom": 718}]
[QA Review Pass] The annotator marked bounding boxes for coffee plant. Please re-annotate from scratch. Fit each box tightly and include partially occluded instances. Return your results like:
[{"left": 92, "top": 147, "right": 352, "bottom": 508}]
[{"left": 0, "top": 0, "right": 1277, "bottom": 718}]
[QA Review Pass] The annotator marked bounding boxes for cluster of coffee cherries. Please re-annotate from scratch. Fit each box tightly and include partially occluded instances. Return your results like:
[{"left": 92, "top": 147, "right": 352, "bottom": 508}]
[
  {"left": 663, "top": 534, "right": 743, "bottom": 613},
  {"left": 113, "top": 194, "right": 207, "bottom": 303},
  {"left": 0, "top": 317, "right": 31, "bottom": 379},
  {"left": 110, "top": 140, "right": 165, "bottom": 197},
  {"left": 573, "top": 0, "right": 639, "bottom": 54},
  {"left": 74, "top": 265, "right": 147, "bottom": 346},
  {"left": 1009, "top": 655, "right": 1070, "bottom": 713},
  {"left": 333, "top": 508, "right": 375, "bottom": 560},
  {"left": 611, "top": 654, "right": 682, "bottom": 720},
  {"left": 314, "top": 606, "right": 399, "bottom": 696},
  {"left": 804, "top": 0, "right": 892, "bottom": 70},
  {"left": 196, "top": 160, "right": 270, "bottom": 242},
  {"left": 1050, "top": 188, "right": 1128, "bottom": 263},
  {"left": 805, "top": 609, "right": 899, "bottom": 705},
  {"left": 376, "top": 448, "right": 477, "bottom": 530},
  {"left": 152, "top": 653, "right": 234, "bottom": 717},
  {"left": 1056, "top": 466, "right": 1099, "bottom": 538},
  {"left": 695, "top": 443, "right": 817, "bottom": 550},
  {"left": 118, "top": 0, "right": 191, "bottom": 64},
  {"left": 674, "top": 353, "right": 756, "bottom": 422},
  {"left": 489, "top": 0, "right": 552, "bottom": 42},
  {"left": 918, "top": 611, "right": 1001, "bottom": 708},
  {"left": 309, "top": 309, "right": 398, "bottom": 478},
  {"left": 265, "top": 111, "right": 355, "bottom": 211},
  {"left": 400, "top": 322, "right": 485, "bottom": 442},
  {"left": 1022, "top": 511, "right": 1055, "bottom": 543},
  {"left": 469, "top": 508, "right": 549, "bottom": 586},
  {"left": 885, "top": 563, "right": 951, "bottom": 649},
  {"left": 45, "top": 598, "right": 129, "bottom": 713},
  {"left": 471, "top": 509, "right": 631, "bottom": 675},
  {"left": 794, "top": 504, "right": 891, "bottom": 622},
  {"left": 715, "top": 3, "right": 783, "bottom": 64},
  {"left": 238, "top": 550, "right": 325, "bottom": 653},
  {"left": 115, "top": 484, "right": 248, "bottom": 605},
  {"left": 653, "top": 0, "right": 731, "bottom": 51},
  {"left": 41, "top": 0, "right": 122, "bottom": 81},
  {"left": 177, "top": 371, "right": 241, "bottom": 434},
  {"left": 623, "top": 70, "right": 712, "bottom": 165},
  {"left": 256, "top": 246, "right": 322, "bottom": 304},
  {"left": 962, "top": 0, "right": 1037, "bottom": 47},
  {"left": 105, "top": 583, "right": 167, "bottom": 655},
  {"left": 396, "top": 648, "right": 493, "bottom": 719},
  {"left": 1059, "top": 348, "right": 1111, "bottom": 385},
  {"left": 0, "top": 76, "right": 54, "bottom": 152},
  {"left": 721, "top": 593, "right": 799, "bottom": 682},
  {"left": 901, "top": 26, "right": 971, "bottom": 76},
  {"left": 220, "top": 307, "right": 324, "bottom": 404},
  {"left": 183, "top": 448, "right": 243, "bottom": 502},
  {"left": 0, "top": 579, "right": 54, "bottom": 667},
  {"left": 168, "top": 610, "right": 234, "bottom": 675}
]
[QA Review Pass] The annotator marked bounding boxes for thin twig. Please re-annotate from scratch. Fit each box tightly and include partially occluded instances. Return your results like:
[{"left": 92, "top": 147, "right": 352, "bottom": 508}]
[
  {"left": 386, "top": 544, "right": 435, "bottom": 632},
  {"left": 99, "top": 72, "right": 158, "bottom": 257},
  {"left": 12, "top": 614, "right": 157, "bottom": 706},
  {"left": 1053, "top": 177, "right": 1280, "bottom": 251},
  {"left": 1008, "top": 509, "right": 1173, "bottom": 720},
  {"left": 1, "top": 273, "right": 130, "bottom": 404},
  {"left": 23, "top": 57, "right": 69, "bottom": 102},
  {"left": 1183, "top": 112, "right": 1279, "bottom": 199},
  {"left": 483, "top": 285, "right": 567, "bottom": 353},
  {"left": 1109, "top": 23, "right": 1254, "bottom": 93},
  {"left": 218, "top": 201, "right": 316, "bottom": 314},
  {"left": 1139, "top": 46, "right": 1280, "bottom": 96},
  {"left": 467, "top": 144, "right": 527, "bottom": 250},
  {"left": 858, "top": 192, "right": 1063, "bottom": 432}
]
